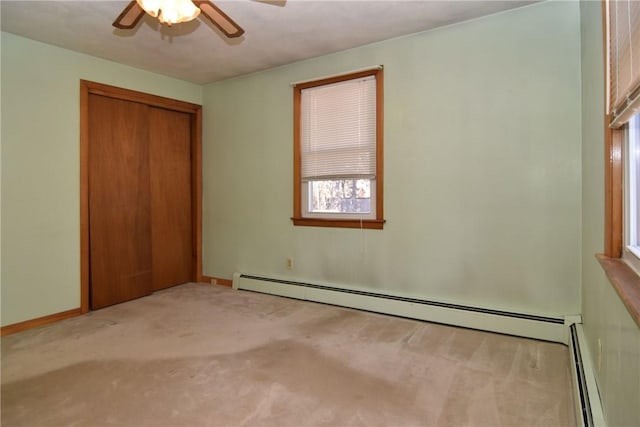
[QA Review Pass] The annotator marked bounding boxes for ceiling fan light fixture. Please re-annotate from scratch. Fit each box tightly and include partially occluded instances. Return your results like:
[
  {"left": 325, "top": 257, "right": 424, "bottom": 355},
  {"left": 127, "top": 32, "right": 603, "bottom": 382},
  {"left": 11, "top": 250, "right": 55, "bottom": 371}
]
[{"left": 135, "top": 0, "right": 201, "bottom": 26}]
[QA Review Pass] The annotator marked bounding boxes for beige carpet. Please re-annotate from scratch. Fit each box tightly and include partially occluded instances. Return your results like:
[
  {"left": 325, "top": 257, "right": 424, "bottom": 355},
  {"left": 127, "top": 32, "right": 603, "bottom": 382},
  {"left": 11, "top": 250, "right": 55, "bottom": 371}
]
[{"left": 1, "top": 283, "right": 575, "bottom": 426}]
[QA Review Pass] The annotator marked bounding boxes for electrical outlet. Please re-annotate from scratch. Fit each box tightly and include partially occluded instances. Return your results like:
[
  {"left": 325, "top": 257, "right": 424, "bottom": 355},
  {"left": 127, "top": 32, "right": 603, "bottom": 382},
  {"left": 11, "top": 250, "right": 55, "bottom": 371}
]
[
  {"left": 597, "top": 338, "right": 602, "bottom": 372},
  {"left": 286, "top": 257, "right": 294, "bottom": 270}
]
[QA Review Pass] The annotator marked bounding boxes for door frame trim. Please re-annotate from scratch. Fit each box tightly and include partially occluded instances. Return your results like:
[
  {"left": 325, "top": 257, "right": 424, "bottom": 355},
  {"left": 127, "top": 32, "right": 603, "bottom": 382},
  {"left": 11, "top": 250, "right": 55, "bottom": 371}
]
[{"left": 80, "top": 80, "right": 203, "bottom": 313}]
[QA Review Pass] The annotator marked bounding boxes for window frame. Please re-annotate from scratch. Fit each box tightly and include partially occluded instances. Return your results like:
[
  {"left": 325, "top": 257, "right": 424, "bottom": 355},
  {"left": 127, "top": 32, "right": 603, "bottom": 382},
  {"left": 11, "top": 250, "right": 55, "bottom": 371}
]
[
  {"left": 604, "top": 117, "right": 623, "bottom": 258},
  {"left": 602, "top": 92, "right": 640, "bottom": 331},
  {"left": 292, "top": 68, "right": 385, "bottom": 229},
  {"left": 601, "top": 0, "right": 640, "bottom": 328}
]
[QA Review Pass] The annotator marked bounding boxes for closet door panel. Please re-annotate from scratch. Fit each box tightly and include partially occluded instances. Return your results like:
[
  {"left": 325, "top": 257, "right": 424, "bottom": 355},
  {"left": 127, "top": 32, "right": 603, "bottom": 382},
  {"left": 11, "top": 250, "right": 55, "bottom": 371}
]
[
  {"left": 89, "top": 95, "right": 152, "bottom": 309},
  {"left": 149, "top": 107, "right": 193, "bottom": 290}
]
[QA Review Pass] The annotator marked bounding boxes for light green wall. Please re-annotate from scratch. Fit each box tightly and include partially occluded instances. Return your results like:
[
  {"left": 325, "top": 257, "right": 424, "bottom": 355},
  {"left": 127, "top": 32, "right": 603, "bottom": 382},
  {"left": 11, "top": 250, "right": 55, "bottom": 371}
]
[
  {"left": 579, "top": 2, "right": 640, "bottom": 426},
  {"left": 0, "top": 32, "right": 202, "bottom": 326},
  {"left": 203, "top": 1, "right": 582, "bottom": 316}
]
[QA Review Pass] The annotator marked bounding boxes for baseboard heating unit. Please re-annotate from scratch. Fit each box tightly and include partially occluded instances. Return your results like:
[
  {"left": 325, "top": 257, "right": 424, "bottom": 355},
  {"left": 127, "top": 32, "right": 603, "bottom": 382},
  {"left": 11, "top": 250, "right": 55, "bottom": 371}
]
[
  {"left": 568, "top": 323, "right": 606, "bottom": 427},
  {"left": 232, "top": 273, "right": 576, "bottom": 344}
]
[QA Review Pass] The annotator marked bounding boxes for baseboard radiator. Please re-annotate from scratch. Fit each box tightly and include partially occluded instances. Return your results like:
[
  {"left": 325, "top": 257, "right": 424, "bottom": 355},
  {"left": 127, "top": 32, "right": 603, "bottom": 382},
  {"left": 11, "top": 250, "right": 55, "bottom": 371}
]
[
  {"left": 232, "top": 273, "right": 576, "bottom": 344},
  {"left": 568, "top": 323, "right": 606, "bottom": 427}
]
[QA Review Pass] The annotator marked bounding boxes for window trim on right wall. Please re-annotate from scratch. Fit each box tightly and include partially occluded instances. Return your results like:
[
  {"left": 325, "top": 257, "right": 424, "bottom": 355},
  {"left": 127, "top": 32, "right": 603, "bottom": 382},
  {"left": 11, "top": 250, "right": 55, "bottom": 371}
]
[
  {"left": 603, "top": 0, "right": 640, "bottom": 258},
  {"left": 600, "top": 0, "right": 640, "bottom": 328}
]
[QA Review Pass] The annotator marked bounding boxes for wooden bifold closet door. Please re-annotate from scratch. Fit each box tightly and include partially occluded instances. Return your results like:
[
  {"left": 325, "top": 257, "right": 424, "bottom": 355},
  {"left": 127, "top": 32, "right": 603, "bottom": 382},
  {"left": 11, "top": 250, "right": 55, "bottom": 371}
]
[{"left": 88, "top": 94, "right": 193, "bottom": 309}]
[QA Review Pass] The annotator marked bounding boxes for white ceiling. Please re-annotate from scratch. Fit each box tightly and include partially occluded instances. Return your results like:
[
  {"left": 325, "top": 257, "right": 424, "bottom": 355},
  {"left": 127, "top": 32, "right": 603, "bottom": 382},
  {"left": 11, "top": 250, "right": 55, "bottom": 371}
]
[{"left": 0, "top": 0, "right": 537, "bottom": 84}]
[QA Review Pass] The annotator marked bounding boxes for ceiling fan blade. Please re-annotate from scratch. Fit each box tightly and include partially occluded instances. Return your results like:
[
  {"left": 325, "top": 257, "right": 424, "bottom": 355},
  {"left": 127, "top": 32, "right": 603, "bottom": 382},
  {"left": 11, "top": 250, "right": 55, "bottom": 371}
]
[
  {"left": 113, "top": 1, "right": 146, "bottom": 29},
  {"left": 195, "top": 1, "right": 244, "bottom": 38}
]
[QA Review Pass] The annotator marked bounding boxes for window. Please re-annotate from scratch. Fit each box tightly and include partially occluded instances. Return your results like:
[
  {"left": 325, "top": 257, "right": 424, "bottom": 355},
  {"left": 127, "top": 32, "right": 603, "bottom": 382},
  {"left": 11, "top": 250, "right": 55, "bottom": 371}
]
[
  {"left": 604, "top": 0, "right": 640, "bottom": 259},
  {"left": 602, "top": 0, "right": 640, "bottom": 325},
  {"left": 597, "top": 0, "right": 640, "bottom": 325},
  {"left": 292, "top": 68, "right": 384, "bottom": 229}
]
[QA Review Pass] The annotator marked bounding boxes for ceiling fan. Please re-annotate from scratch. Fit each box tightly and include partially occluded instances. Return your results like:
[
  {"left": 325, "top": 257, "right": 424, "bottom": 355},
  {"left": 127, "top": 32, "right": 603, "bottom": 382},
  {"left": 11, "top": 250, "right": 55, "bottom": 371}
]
[{"left": 113, "top": 0, "right": 244, "bottom": 38}]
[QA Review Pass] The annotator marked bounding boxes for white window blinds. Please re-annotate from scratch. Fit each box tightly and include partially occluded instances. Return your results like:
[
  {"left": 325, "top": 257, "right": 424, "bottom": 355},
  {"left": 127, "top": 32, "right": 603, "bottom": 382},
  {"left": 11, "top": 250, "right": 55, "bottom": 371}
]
[
  {"left": 300, "top": 75, "right": 376, "bottom": 181},
  {"left": 609, "top": 0, "right": 640, "bottom": 126}
]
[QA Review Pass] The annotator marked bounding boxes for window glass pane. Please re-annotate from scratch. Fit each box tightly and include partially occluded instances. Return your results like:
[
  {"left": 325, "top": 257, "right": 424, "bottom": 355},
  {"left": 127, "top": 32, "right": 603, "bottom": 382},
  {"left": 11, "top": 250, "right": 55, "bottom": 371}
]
[{"left": 308, "top": 179, "right": 371, "bottom": 214}]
